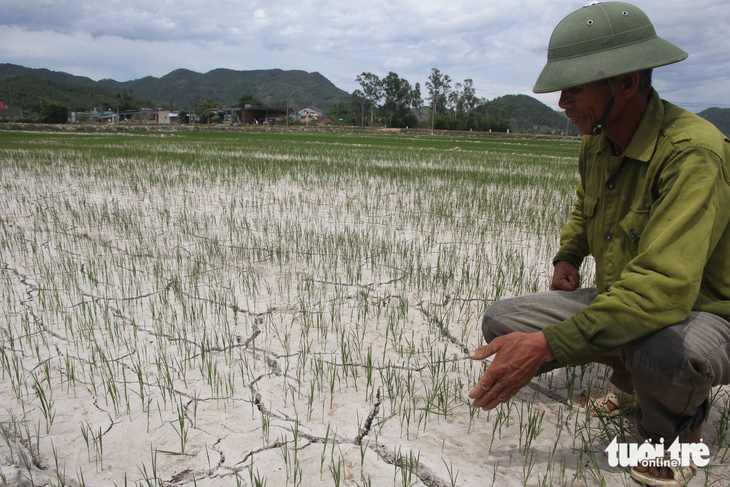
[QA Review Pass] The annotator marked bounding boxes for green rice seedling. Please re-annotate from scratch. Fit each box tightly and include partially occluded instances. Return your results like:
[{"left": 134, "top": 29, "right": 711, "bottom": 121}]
[
  {"left": 521, "top": 449, "right": 538, "bottom": 487},
  {"left": 260, "top": 409, "right": 271, "bottom": 446},
  {"left": 79, "top": 421, "right": 91, "bottom": 462},
  {"left": 319, "top": 424, "right": 331, "bottom": 480},
  {"left": 171, "top": 397, "right": 190, "bottom": 454},
  {"left": 51, "top": 440, "right": 68, "bottom": 487},
  {"left": 393, "top": 447, "right": 420, "bottom": 487},
  {"left": 248, "top": 465, "right": 268, "bottom": 487},
  {"left": 517, "top": 401, "right": 545, "bottom": 455},
  {"left": 75, "top": 466, "right": 86, "bottom": 487},
  {"left": 713, "top": 392, "right": 730, "bottom": 462},
  {"left": 32, "top": 374, "right": 55, "bottom": 434},
  {"left": 583, "top": 446, "right": 606, "bottom": 487},
  {"left": 329, "top": 455, "right": 344, "bottom": 487},
  {"left": 137, "top": 447, "right": 160, "bottom": 487},
  {"left": 279, "top": 434, "right": 293, "bottom": 483},
  {"left": 443, "top": 459, "right": 459, "bottom": 487}
]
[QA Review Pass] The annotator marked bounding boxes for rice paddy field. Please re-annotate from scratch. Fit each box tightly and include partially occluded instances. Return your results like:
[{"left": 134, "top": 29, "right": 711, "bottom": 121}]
[{"left": 0, "top": 128, "right": 728, "bottom": 486}]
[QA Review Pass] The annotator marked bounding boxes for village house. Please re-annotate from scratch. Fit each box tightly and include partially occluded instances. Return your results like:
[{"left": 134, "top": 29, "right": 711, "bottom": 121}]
[
  {"left": 155, "top": 110, "right": 171, "bottom": 124},
  {"left": 239, "top": 105, "right": 287, "bottom": 125},
  {"left": 0, "top": 101, "right": 23, "bottom": 120},
  {"left": 297, "top": 107, "right": 323, "bottom": 119}
]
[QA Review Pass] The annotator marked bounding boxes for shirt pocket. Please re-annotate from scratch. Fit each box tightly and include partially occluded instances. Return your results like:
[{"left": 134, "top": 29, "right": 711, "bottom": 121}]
[
  {"left": 619, "top": 208, "right": 650, "bottom": 243},
  {"left": 582, "top": 193, "right": 599, "bottom": 217}
]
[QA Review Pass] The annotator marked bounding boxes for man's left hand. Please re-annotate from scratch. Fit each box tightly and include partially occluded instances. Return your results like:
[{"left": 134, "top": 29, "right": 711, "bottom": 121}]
[{"left": 468, "top": 331, "right": 556, "bottom": 410}]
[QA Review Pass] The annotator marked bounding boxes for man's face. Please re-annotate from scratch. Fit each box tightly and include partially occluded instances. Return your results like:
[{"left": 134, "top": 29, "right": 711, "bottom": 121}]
[{"left": 558, "top": 79, "right": 614, "bottom": 135}]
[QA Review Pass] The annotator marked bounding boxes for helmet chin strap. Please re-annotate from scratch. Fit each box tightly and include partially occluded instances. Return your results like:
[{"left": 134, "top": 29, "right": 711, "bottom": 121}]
[
  {"left": 590, "top": 80, "right": 616, "bottom": 136},
  {"left": 590, "top": 95, "right": 615, "bottom": 135}
]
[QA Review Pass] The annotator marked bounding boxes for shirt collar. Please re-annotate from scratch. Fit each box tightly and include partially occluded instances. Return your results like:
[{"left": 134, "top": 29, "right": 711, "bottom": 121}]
[
  {"left": 586, "top": 89, "right": 664, "bottom": 162},
  {"left": 621, "top": 89, "right": 664, "bottom": 163}
]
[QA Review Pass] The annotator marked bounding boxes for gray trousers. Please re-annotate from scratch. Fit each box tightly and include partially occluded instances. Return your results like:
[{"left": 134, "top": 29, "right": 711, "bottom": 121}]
[{"left": 482, "top": 288, "right": 730, "bottom": 443}]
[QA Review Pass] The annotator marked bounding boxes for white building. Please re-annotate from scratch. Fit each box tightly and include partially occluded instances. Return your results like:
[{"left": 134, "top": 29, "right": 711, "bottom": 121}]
[
  {"left": 155, "top": 110, "right": 171, "bottom": 124},
  {"left": 297, "top": 107, "right": 323, "bottom": 118}
]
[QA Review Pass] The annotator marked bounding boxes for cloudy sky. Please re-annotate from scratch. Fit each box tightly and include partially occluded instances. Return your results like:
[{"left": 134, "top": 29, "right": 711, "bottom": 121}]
[{"left": 2, "top": 0, "right": 729, "bottom": 112}]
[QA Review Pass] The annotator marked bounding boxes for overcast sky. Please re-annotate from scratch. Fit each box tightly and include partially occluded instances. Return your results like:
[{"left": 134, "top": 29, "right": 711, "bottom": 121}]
[{"left": 2, "top": 0, "right": 729, "bottom": 113}]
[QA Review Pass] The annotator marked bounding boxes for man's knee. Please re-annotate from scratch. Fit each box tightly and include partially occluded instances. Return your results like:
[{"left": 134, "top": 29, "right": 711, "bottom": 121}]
[
  {"left": 624, "top": 325, "right": 715, "bottom": 442},
  {"left": 481, "top": 300, "right": 518, "bottom": 343},
  {"left": 623, "top": 323, "right": 719, "bottom": 406},
  {"left": 623, "top": 327, "right": 687, "bottom": 391},
  {"left": 481, "top": 292, "right": 579, "bottom": 343}
]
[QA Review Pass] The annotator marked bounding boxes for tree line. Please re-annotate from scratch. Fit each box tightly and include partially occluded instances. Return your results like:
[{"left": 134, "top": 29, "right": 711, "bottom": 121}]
[
  {"left": 2, "top": 69, "right": 513, "bottom": 131},
  {"left": 327, "top": 68, "right": 512, "bottom": 132}
]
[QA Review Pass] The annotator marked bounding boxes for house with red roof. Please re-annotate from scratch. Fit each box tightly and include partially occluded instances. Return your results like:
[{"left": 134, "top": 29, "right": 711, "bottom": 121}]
[{"left": 0, "top": 101, "right": 23, "bottom": 120}]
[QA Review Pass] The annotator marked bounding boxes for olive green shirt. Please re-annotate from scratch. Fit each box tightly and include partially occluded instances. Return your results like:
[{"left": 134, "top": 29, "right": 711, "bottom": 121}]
[{"left": 544, "top": 90, "right": 730, "bottom": 365}]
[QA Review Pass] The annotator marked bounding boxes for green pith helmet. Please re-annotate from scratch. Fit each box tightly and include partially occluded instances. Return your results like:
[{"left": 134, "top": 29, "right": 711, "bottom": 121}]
[{"left": 533, "top": 1, "right": 688, "bottom": 93}]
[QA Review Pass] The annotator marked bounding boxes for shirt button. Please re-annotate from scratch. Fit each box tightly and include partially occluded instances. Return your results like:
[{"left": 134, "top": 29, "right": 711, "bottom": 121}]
[
  {"left": 630, "top": 228, "right": 637, "bottom": 239},
  {"left": 605, "top": 233, "right": 613, "bottom": 242},
  {"left": 606, "top": 181, "right": 616, "bottom": 190}
]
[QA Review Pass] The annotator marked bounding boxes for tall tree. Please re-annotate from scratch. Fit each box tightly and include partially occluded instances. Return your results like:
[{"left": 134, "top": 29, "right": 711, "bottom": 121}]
[
  {"left": 115, "top": 89, "right": 137, "bottom": 111},
  {"left": 355, "top": 72, "right": 382, "bottom": 125},
  {"left": 425, "top": 68, "right": 451, "bottom": 134},
  {"left": 380, "top": 72, "right": 412, "bottom": 127},
  {"left": 460, "top": 79, "right": 480, "bottom": 129},
  {"left": 449, "top": 83, "right": 463, "bottom": 121},
  {"left": 238, "top": 94, "right": 263, "bottom": 107},
  {"left": 411, "top": 82, "right": 423, "bottom": 119},
  {"left": 351, "top": 90, "right": 367, "bottom": 127},
  {"left": 100, "top": 88, "right": 153, "bottom": 112},
  {"left": 39, "top": 98, "right": 69, "bottom": 123},
  {"left": 329, "top": 101, "right": 358, "bottom": 125},
  {"left": 195, "top": 97, "right": 222, "bottom": 124}
]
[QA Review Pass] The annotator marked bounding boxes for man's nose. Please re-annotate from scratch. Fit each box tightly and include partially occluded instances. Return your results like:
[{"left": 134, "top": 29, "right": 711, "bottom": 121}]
[{"left": 558, "top": 91, "right": 573, "bottom": 109}]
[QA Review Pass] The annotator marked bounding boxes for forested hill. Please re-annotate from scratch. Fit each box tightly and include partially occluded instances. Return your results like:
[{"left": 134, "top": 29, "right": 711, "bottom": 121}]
[
  {"left": 0, "top": 64, "right": 98, "bottom": 86},
  {"left": 0, "top": 64, "right": 350, "bottom": 111},
  {"left": 0, "top": 75, "right": 114, "bottom": 111},
  {"left": 697, "top": 107, "right": 730, "bottom": 137},
  {"left": 488, "top": 94, "right": 575, "bottom": 135},
  {"left": 95, "top": 68, "right": 351, "bottom": 110}
]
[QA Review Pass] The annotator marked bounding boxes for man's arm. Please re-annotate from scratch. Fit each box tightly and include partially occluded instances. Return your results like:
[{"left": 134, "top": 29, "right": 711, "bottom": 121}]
[
  {"left": 553, "top": 144, "right": 591, "bottom": 272},
  {"left": 468, "top": 331, "right": 556, "bottom": 410}
]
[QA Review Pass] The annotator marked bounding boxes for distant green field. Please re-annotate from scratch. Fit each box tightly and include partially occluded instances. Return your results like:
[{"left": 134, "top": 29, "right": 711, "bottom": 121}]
[{"left": 0, "top": 129, "right": 581, "bottom": 156}]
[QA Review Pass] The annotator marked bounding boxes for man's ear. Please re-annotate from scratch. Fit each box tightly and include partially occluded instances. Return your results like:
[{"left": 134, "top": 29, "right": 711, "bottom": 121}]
[{"left": 616, "top": 72, "right": 641, "bottom": 99}]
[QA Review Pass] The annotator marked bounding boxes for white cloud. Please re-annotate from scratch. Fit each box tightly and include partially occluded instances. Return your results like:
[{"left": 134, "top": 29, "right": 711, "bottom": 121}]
[{"left": 384, "top": 57, "right": 413, "bottom": 69}]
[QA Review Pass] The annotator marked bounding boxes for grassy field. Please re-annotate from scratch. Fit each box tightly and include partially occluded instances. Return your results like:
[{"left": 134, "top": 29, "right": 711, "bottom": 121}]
[{"left": 0, "top": 129, "right": 727, "bottom": 486}]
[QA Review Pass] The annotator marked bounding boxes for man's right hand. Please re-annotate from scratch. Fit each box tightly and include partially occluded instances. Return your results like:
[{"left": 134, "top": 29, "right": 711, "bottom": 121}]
[{"left": 550, "top": 261, "right": 580, "bottom": 291}]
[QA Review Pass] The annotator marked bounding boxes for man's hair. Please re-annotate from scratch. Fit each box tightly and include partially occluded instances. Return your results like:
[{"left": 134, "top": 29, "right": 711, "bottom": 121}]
[{"left": 638, "top": 69, "right": 653, "bottom": 94}]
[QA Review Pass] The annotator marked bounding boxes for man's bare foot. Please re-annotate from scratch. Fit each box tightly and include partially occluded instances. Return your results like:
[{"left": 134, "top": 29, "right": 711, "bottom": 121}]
[{"left": 633, "top": 426, "right": 702, "bottom": 482}]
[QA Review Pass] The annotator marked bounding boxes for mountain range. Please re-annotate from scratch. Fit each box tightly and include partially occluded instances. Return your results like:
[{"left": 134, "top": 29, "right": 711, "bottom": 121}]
[
  {"left": 1, "top": 63, "right": 728, "bottom": 136},
  {"left": 0, "top": 63, "right": 350, "bottom": 111}
]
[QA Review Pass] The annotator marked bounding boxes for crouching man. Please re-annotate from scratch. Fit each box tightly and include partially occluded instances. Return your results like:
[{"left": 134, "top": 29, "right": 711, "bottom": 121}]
[{"left": 468, "top": 2, "right": 730, "bottom": 486}]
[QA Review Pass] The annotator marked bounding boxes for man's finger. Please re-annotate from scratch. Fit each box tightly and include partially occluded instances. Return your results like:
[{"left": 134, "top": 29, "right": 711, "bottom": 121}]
[
  {"left": 468, "top": 370, "right": 495, "bottom": 400},
  {"left": 467, "top": 339, "right": 501, "bottom": 361}
]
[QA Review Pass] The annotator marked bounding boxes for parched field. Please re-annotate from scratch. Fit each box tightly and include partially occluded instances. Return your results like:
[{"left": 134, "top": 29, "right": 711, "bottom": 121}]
[{"left": 0, "top": 129, "right": 728, "bottom": 486}]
